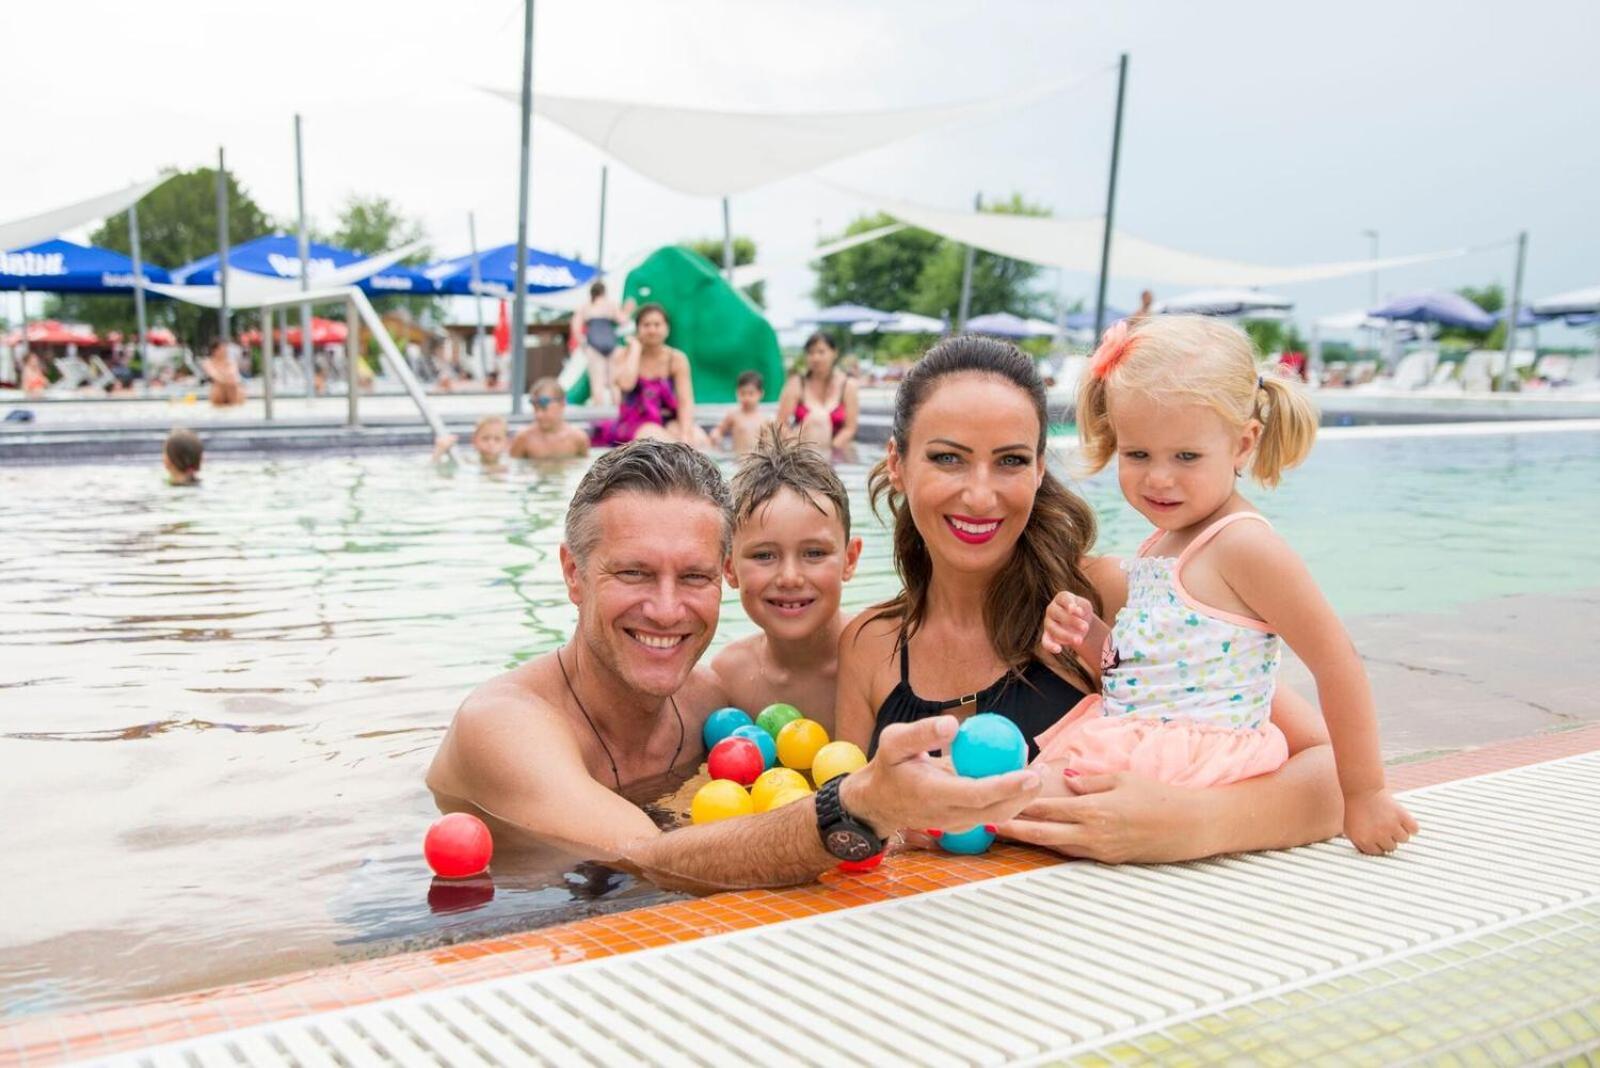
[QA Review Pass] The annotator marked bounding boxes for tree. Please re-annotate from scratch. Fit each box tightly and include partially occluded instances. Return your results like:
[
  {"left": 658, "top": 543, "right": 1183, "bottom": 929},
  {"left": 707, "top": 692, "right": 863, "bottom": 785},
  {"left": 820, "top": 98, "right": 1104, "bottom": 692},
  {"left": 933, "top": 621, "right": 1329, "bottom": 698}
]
[
  {"left": 46, "top": 167, "right": 273, "bottom": 349},
  {"left": 910, "top": 193, "right": 1051, "bottom": 322},
  {"left": 811, "top": 196, "right": 1052, "bottom": 330},
  {"left": 682, "top": 235, "right": 763, "bottom": 308},
  {"left": 322, "top": 193, "right": 437, "bottom": 321},
  {"left": 811, "top": 213, "right": 943, "bottom": 313}
]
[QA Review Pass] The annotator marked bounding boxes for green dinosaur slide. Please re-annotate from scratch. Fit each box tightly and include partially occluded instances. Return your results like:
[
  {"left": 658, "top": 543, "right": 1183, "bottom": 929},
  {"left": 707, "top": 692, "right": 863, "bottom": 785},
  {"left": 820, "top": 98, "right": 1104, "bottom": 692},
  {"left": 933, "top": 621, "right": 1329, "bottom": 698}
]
[{"left": 566, "top": 246, "right": 784, "bottom": 405}]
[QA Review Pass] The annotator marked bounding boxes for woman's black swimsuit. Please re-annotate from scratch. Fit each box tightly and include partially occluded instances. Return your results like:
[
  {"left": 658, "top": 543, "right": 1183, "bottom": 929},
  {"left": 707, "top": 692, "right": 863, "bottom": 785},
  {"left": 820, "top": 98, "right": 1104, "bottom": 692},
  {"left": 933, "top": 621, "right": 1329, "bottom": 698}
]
[{"left": 869, "top": 640, "right": 1088, "bottom": 762}]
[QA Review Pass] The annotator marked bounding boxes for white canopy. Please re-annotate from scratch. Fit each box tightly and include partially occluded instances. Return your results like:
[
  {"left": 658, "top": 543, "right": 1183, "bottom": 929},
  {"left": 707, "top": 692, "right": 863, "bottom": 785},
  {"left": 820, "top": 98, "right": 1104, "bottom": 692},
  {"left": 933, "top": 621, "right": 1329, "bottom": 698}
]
[
  {"left": 145, "top": 241, "right": 427, "bottom": 309},
  {"left": 855, "top": 189, "right": 1471, "bottom": 288},
  {"left": 0, "top": 175, "right": 170, "bottom": 250},
  {"left": 493, "top": 81, "right": 1077, "bottom": 197},
  {"left": 729, "top": 223, "right": 904, "bottom": 290},
  {"left": 1531, "top": 285, "right": 1600, "bottom": 316}
]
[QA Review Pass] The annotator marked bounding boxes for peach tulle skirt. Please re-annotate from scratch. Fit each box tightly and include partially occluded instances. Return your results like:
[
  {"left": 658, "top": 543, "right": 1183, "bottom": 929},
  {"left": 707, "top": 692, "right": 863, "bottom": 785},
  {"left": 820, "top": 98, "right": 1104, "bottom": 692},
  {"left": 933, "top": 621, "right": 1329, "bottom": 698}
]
[{"left": 1034, "top": 696, "right": 1289, "bottom": 789}]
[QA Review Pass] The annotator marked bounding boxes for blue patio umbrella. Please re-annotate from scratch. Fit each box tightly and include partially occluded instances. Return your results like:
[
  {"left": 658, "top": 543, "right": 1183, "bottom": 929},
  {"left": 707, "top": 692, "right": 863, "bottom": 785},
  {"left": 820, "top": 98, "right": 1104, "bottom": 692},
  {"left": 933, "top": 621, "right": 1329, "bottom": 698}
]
[
  {"left": 1492, "top": 305, "right": 1542, "bottom": 328},
  {"left": 800, "top": 303, "right": 895, "bottom": 326},
  {"left": 424, "top": 243, "right": 598, "bottom": 297},
  {"left": 964, "top": 312, "right": 1040, "bottom": 339},
  {"left": 1065, "top": 307, "right": 1129, "bottom": 331},
  {"left": 1368, "top": 291, "right": 1494, "bottom": 331},
  {"left": 0, "top": 238, "right": 170, "bottom": 293},
  {"left": 172, "top": 234, "right": 436, "bottom": 294}
]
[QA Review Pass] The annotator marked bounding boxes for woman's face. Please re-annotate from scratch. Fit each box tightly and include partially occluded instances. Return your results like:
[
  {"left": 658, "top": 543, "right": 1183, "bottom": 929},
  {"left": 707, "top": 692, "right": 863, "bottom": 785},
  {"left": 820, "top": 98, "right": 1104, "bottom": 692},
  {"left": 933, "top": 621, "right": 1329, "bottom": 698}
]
[
  {"left": 637, "top": 312, "right": 669, "bottom": 348},
  {"left": 805, "top": 341, "right": 836, "bottom": 378},
  {"left": 886, "top": 372, "right": 1045, "bottom": 579}
]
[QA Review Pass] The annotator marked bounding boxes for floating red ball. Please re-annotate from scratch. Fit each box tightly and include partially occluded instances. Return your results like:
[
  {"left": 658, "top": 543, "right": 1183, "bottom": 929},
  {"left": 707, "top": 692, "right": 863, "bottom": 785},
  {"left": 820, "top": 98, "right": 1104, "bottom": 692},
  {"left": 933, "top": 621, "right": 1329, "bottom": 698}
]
[
  {"left": 707, "top": 736, "right": 765, "bottom": 786},
  {"left": 424, "top": 813, "right": 494, "bottom": 879}
]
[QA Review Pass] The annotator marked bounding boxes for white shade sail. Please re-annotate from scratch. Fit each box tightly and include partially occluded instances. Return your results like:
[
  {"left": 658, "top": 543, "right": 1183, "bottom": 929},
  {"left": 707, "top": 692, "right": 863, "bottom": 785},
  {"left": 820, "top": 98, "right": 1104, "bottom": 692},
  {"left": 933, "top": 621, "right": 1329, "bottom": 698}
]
[
  {"left": 491, "top": 80, "right": 1078, "bottom": 197},
  {"left": 1531, "top": 285, "right": 1600, "bottom": 316},
  {"left": 1155, "top": 288, "right": 1293, "bottom": 315},
  {"left": 0, "top": 175, "right": 170, "bottom": 250},
  {"left": 728, "top": 223, "right": 904, "bottom": 290},
  {"left": 859, "top": 189, "right": 1471, "bottom": 288}
]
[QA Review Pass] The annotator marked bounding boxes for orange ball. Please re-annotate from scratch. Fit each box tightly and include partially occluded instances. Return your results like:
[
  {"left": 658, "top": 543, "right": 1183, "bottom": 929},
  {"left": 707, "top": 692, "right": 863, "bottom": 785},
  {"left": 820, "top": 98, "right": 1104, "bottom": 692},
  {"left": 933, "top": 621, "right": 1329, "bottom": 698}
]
[{"left": 776, "top": 718, "right": 830, "bottom": 771}]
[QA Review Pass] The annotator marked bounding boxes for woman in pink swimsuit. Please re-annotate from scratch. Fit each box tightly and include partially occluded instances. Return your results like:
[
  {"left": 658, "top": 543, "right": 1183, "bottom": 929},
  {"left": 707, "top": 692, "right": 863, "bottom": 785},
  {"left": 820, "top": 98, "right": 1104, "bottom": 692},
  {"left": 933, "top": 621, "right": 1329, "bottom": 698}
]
[
  {"left": 589, "top": 304, "right": 710, "bottom": 449},
  {"left": 777, "top": 331, "right": 859, "bottom": 450}
]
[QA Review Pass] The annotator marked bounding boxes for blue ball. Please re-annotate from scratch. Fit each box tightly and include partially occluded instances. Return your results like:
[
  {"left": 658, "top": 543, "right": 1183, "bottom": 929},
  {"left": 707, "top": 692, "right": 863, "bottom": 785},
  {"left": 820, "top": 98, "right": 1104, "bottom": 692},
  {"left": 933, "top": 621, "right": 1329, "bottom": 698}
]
[
  {"left": 939, "top": 825, "right": 996, "bottom": 855},
  {"left": 730, "top": 724, "right": 777, "bottom": 769},
  {"left": 950, "top": 713, "right": 1028, "bottom": 779},
  {"left": 703, "top": 707, "right": 754, "bottom": 751}
]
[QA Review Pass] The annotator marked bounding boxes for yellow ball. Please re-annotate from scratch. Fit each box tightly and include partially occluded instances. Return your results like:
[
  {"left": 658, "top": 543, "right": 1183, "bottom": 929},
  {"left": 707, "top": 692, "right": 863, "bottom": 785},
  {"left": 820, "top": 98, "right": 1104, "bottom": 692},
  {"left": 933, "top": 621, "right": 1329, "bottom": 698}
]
[
  {"left": 810, "top": 741, "right": 867, "bottom": 786},
  {"left": 767, "top": 785, "right": 814, "bottom": 810},
  {"left": 751, "top": 767, "right": 810, "bottom": 812},
  {"left": 776, "top": 718, "right": 830, "bottom": 771},
  {"left": 691, "top": 779, "right": 753, "bottom": 824}
]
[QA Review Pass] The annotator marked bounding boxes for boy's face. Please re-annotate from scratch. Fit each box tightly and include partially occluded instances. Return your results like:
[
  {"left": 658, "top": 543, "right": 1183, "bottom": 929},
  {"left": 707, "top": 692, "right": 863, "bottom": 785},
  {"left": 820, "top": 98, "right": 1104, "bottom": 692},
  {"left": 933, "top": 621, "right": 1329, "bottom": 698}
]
[
  {"left": 725, "top": 486, "right": 861, "bottom": 643},
  {"left": 533, "top": 392, "right": 565, "bottom": 430},
  {"left": 736, "top": 384, "right": 761, "bottom": 411},
  {"left": 473, "top": 422, "right": 508, "bottom": 462}
]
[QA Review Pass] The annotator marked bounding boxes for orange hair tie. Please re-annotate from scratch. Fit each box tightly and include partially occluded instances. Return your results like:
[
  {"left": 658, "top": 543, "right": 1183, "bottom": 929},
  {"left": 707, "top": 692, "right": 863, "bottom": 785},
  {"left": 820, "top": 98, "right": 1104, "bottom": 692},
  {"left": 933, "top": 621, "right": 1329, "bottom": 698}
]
[{"left": 1089, "top": 320, "right": 1135, "bottom": 379}]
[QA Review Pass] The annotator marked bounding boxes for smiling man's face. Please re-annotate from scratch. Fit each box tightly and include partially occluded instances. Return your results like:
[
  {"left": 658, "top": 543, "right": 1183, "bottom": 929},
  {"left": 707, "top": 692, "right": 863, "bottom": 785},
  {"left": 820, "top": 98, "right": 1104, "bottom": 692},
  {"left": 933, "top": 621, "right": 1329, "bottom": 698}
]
[{"left": 563, "top": 492, "right": 725, "bottom": 699}]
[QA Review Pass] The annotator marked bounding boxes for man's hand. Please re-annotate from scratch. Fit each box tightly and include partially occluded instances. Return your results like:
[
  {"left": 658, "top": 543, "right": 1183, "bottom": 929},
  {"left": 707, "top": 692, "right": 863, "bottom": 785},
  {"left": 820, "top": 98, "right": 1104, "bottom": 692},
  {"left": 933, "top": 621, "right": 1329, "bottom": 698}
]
[
  {"left": 1343, "top": 787, "right": 1418, "bottom": 855},
  {"left": 840, "top": 716, "right": 1042, "bottom": 837}
]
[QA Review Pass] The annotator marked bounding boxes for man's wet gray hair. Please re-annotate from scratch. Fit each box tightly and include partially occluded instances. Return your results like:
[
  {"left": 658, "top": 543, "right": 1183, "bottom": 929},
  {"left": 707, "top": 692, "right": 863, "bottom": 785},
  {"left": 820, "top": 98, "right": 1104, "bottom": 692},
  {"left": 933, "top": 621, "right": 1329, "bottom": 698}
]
[{"left": 565, "top": 440, "right": 734, "bottom": 565}]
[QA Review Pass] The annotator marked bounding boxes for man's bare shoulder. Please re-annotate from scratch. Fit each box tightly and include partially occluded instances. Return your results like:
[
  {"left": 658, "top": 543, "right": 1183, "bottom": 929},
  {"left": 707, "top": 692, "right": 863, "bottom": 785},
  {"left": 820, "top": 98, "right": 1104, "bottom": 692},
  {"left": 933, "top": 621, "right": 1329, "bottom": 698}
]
[{"left": 430, "top": 658, "right": 571, "bottom": 788}]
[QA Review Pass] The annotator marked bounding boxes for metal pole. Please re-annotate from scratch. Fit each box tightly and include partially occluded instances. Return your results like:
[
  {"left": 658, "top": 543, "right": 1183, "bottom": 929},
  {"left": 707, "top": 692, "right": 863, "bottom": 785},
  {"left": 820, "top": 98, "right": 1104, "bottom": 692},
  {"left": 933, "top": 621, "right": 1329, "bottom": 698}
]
[
  {"left": 596, "top": 164, "right": 608, "bottom": 272},
  {"left": 1093, "top": 52, "right": 1129, "bottom": 338},
  {"left": 510, "top": 0, "right": 535, "bottom": 414},
  {"left": 957, "top": 192, "right": 979, "bottom": 329},
  {"left": 468, "top": 211, "right": 487, "bottom": 381},
  {"left": 346, "top": 296, "right": 360, "bottom": 424},
  {"left": 721, "top": 197, "right": 734, "bottom": 282},
  {"left": 216, "top": 148, "right": 230, "bottom": 342},
  {"left": 17, "top": 285, "right": 27, "bottom": 368},
  {"left": 1362, "top": 228, "right": 1379, "bottom": 357},
  {"left": 261, "top": 306, "right": 275, "bottom": 420},
  {"left": 128, "top": 200, "right": 149, "bottom": 386},
  {"left": 295, "top": 114, "right": 314, "bottom": 397},
  {"left": 1496, "top": 230, "right": 1528, "bottom": 393}
]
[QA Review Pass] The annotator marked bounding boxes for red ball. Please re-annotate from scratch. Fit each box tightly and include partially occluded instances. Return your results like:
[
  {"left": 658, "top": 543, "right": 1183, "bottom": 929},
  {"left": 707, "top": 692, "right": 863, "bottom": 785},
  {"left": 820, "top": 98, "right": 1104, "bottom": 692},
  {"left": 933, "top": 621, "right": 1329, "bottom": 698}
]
[
  {"left": 707, "top": 737, "right": 765, "bottom": 786},
  {"left": 424, "top": 813, "right": 494, "bottom": 879},
  {"left": 837, "top": 851, "right": 885, "bottom": 874}
]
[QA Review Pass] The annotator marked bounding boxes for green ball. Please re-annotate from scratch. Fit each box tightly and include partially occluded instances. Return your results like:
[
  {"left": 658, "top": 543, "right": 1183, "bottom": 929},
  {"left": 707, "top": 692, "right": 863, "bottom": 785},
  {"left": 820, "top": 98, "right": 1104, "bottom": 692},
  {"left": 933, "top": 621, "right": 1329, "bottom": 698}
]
[{"left": 756, "top": 702, "right": 803, "bottom": 739}]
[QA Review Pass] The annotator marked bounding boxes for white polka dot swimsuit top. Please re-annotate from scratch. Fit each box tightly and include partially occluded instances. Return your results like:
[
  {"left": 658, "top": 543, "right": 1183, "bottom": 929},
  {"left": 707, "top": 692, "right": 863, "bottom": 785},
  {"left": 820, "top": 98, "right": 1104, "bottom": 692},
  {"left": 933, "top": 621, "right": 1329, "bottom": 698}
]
[{"left": 1102, "top": 512, "right": 1280, "bottom": 729}]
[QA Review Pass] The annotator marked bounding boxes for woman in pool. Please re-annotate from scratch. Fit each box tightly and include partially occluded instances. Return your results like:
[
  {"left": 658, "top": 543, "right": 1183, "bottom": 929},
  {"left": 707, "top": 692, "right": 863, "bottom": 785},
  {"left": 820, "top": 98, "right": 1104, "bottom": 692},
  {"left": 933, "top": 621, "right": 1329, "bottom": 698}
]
[
  {"left": 590, "top": 303, "right": 710, "bottom": 449},
  {"left": 776, "top": 331, "right": 859, "bottom": 450},
  {"left": 833, "top": 335, "right": 1343, "bottom": 863}
]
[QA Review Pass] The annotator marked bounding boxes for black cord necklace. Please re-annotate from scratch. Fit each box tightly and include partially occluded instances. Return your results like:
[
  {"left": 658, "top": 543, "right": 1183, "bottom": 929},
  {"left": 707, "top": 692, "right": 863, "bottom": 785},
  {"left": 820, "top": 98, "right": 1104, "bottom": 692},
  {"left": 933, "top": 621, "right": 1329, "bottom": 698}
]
[{"left": 556, "top": 647, "right": 685, "bottom": 791}]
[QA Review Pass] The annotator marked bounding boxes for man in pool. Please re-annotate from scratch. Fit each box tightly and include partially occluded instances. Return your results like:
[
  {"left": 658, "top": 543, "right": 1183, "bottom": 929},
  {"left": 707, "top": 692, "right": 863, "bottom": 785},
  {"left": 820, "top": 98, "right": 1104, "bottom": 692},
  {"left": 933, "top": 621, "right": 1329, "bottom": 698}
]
[{"left": 426, "top": 440, "right": 1042, "bottom": 890}]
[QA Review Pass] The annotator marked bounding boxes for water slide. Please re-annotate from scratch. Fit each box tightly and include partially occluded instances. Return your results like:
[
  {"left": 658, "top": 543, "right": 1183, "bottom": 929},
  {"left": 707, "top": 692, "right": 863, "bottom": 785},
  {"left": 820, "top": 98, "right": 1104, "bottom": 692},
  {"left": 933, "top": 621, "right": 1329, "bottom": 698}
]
[{"left": 566, "top": 246, "right": 783, "bottom": 405}]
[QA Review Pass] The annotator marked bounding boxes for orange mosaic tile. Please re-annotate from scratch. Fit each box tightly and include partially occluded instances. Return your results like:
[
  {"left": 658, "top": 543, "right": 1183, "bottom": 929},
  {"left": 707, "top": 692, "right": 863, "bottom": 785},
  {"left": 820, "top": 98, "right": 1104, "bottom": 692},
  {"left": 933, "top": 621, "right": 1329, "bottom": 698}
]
[{"left": 6, "top": 722, "right": 1600, "bottom": 1068}]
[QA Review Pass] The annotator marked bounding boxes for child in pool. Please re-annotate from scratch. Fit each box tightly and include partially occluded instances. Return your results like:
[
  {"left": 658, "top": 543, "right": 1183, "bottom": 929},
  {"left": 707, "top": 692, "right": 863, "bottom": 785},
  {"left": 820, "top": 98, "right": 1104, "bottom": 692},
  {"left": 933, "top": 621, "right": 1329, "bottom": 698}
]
[
  {"left": 433, "top": 414, "right": 510, "bottom": 470},
  {"left": 710, "top": 371, "right": 769, "bottom": 455},
  {"left": 710, "top": 425, "right": 862, "bottom": 735},
  {"left": 1037, "top": 316, "right": 1417, "bottom": 855},
  {"left": 510, "top": 377, "right": 590, "bottom": 459},
  {"left": 163, "top": 427, "right": 203, "bottom": 485}
]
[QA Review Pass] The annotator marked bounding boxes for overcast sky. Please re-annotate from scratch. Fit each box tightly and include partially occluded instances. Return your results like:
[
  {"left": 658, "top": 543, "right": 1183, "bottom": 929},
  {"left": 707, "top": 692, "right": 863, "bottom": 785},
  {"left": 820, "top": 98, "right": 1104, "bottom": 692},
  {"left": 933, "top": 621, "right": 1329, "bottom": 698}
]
[{"left": 5, "top": 0, "right": 1596, "bottom": 336}]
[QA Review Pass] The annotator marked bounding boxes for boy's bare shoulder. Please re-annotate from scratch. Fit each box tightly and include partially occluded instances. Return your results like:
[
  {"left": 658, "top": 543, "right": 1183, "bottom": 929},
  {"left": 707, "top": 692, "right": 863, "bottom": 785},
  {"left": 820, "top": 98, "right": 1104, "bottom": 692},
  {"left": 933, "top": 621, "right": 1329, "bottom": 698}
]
[{"left": 710, "top": 631, "right": 765, "bottom": 678}]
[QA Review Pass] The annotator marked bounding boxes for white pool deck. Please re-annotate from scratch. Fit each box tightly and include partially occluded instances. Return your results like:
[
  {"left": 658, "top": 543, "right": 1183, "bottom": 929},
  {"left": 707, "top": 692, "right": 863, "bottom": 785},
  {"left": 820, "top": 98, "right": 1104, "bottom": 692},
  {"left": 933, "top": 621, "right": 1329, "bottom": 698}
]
[{"left": 83, "top": 751, "right": 1600, "bottom": 1066}]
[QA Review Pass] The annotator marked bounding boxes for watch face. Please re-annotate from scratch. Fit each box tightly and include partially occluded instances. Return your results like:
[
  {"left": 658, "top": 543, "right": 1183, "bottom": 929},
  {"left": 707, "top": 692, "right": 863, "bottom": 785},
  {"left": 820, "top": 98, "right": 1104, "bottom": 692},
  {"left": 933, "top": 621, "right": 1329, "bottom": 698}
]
[{"left": 826, "top": 827, "right": 876, "bottom": 862}]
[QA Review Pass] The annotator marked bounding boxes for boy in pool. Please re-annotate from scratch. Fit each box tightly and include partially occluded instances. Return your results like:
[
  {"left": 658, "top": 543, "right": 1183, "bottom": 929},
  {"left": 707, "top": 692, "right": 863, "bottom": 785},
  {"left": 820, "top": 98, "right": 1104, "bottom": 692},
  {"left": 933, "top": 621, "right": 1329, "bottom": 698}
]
[
  {"left": 510, "top": 377, "right": 590, "bottom": 459},
  {"left": 163, "top": 427, "right": 203, "bottom": 485},
  {"left": 710, "top": 371, "right": 768, "bottom": 455},
  {"left": 711, "top": 426, "right": 862, "bottom": 735},
  {"left": 433, "top": 414, "right": 510, "bottom": 470}
]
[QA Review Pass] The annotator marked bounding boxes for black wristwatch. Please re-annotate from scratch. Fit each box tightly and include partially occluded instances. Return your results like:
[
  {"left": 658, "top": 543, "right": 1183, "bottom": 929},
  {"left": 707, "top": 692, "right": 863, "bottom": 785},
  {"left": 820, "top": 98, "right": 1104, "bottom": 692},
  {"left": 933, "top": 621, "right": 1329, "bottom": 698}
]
[{"left": 814, "top": 773, "right": 884, "bottom": 862}]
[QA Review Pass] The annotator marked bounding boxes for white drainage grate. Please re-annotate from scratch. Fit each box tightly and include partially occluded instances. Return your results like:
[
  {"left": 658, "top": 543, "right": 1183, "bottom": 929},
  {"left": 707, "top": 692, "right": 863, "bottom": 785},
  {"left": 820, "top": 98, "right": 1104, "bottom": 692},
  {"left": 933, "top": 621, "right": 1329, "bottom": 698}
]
[{"left": 91, "top": 753, "right": 1600, "bottom": 1066}]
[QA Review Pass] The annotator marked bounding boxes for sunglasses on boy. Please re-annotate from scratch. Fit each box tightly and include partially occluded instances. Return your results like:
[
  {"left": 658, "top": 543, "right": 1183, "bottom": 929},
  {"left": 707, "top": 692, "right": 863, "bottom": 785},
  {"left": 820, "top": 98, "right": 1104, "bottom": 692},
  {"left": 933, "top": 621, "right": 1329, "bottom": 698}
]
[{"left": 533, "top": 394, "right": 560, "bottom": 409}]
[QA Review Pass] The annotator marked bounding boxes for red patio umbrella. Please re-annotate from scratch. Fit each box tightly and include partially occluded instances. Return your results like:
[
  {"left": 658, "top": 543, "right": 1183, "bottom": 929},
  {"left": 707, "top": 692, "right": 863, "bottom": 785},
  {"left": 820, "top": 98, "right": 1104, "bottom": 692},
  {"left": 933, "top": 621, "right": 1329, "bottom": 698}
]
[
  {"left": 283, "top": 317, "right": 348, "bottom": 347},
  {"left": 493, "top": 299, "right": 511, "bottom": 356},
  {"left": 3, "top": 320, "right": 100, "bottom": 346}
]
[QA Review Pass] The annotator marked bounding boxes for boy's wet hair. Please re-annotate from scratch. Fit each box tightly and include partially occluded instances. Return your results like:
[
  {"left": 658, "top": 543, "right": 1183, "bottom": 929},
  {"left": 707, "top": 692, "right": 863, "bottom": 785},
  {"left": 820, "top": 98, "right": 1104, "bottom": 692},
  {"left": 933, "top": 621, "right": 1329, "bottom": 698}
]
[
  {"left": 473, "top": 414, "right": 508, "bottom": 436},
  {"left": 529, "top": 376, "right": 563, "bottom": 400},
  {"left": 731, "top": 425, "right": 851, "bottom": 538},
  {"left": 164, "top": 428, "right": 203, "bottom": 474},
  {"left": 736, "top": 370, "right": 764, "bottom": 392}
]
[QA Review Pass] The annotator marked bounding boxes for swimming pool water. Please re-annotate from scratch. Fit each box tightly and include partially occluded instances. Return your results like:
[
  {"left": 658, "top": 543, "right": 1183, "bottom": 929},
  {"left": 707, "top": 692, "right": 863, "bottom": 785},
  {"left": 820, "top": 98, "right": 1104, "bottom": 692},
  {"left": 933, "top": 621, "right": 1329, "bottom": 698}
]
[{"left": 2, "top": 429, "right": 1596, "bottom": 1018}]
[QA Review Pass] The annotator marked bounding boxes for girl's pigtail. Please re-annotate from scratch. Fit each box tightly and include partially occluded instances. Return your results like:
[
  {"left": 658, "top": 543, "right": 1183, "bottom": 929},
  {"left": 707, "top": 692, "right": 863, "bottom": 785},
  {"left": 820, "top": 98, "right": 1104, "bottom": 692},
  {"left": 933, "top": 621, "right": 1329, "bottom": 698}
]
[
  {"left": 1075, "top": 370, "right": 1116, "bottom": 475},
  {"left": 1251, "top": 375, "right": 1318, "bottom": 487}
]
